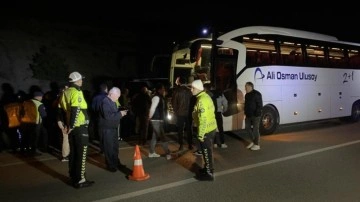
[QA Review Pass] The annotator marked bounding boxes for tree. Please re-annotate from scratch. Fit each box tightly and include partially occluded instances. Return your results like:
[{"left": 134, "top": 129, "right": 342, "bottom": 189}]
[{"left": 29, "top": 46, "right": 69, "bottom": 81}]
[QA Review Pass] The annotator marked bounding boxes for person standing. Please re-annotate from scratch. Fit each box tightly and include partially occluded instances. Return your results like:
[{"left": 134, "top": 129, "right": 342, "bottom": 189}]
[
  {"left": 91, "top": 83, "right": 108, "bottom": 153},
  {"left": 132, "top": 85, "right": 152, "bottom": 145},
  {"left": 244, "top": 81, "right": 263, "bottom": 151},
  {"left": 119, "top": 87, "right": 130, "bottom": 108},
  {"left": 59, "top": 71, "right": 94, "bottom": 188},
  {"left": 35, "top": 91, "right": 50, "bottom": 153},
  {"left": 119, "top": 87, "right": 132, "bottom": 138},
  {"left": 0, "top": 84, "right": 19, "bottom": 153},
  {"left": 19, "top": 91, "right": 47, "bottom": 156},
  {"left": 148, "top": 83, "right": 171, "bottom": 160},
  {"left": 172, "top": 77, "right": 193, "bottom": 151},
  {"left": 57, "top": 85, "right": 70, "bottom": 162},
  {"left": 191, "top": 79, "right": 217, "bottom": 181},
  {"left": 98, "top": 87, "right": 127, "bottom": 172},
  {"left": 210, "top": 88, "right": 228, "bottom": 149}
]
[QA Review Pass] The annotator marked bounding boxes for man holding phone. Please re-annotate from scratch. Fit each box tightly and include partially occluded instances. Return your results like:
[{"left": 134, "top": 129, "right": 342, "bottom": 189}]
[{"left": 98, "top": 87, "right": 127, "bottom": 172}]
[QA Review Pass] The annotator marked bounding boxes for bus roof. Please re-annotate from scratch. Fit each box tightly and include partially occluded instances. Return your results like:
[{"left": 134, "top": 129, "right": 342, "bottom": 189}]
[{"left": 218, "top": 26, "right": 338, "bottom": 42}]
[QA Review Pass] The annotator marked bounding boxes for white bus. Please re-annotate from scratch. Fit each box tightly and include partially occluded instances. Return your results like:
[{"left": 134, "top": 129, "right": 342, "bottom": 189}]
[{"left": 169, "top": 26, "right": 360, "bottom": 135}]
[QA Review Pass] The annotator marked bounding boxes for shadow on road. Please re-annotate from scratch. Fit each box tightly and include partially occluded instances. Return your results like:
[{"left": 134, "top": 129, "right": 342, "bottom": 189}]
[{"left": 12, "top": 152, "right": 69, "bottom": 185}]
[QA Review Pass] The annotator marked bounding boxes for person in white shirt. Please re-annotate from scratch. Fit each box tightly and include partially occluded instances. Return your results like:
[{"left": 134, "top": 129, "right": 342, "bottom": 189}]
[{"left": 148, "top": 83, "right": 171, "bottom": 160}]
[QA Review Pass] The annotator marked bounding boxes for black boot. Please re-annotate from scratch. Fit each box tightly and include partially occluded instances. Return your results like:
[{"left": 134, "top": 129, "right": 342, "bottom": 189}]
[{"left": 196, "top": 172, "right": 214, "bottom": 181}]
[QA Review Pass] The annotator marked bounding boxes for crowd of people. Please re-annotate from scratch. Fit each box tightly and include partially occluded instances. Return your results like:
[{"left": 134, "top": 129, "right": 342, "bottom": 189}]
[{"left": 0, "top": 72, "right": 263, "bottom": 187}]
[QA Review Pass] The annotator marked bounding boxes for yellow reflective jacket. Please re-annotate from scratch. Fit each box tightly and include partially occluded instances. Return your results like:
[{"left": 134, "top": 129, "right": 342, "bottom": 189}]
[
  {"left": 59, "top": 86, "right": 88, "bottom": 128},
  {"left": 31, "top": 99, "right": 42, "bottom": 124},
  {"left": 192, "top": 91, "right": 217, "bottom": 141}
]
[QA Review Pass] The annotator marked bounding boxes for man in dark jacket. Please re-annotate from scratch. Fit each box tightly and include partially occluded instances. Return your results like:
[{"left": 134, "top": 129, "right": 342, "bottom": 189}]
[
  {"left": 99, "top": 87, "right": 128, "bottom": 172},
  {"left": 244, "top": 81, "right": 263, "bottom": 151},
  {"left": 172, "top": 77, "right": 193, "bottom": 151},
  {"left": 91, "top": 83, "right": 108, "bottom": 152},
  {"left": 131, "top": 85, "right": 152, "bottom": 145}
]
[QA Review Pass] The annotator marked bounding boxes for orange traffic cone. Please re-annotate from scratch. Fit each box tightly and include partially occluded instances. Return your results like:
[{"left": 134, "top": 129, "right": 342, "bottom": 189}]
[{"left": 129, "top": 145, "right": 150, "bottom": 181}]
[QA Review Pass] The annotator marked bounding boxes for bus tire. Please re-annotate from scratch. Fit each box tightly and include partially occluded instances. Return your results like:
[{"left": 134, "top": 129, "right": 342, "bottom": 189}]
[
  {"left": 259, "top": 105, "right": 279, "bottom": 135},
  {"left": 350, "top": 101, "right": 360, "bottom": 122}
]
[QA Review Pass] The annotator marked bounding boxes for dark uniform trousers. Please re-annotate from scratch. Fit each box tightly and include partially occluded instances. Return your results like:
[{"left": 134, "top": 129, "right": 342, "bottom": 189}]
[
  {"left": 199, "top": 130, "right": 216, "bottom": 173},
  {"left": 68, "top": 126, "right": 89, "bottom": 183}
]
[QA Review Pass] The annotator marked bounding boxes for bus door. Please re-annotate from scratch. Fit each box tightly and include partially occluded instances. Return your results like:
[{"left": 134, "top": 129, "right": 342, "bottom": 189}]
[{"left": 190, "top": 40, "right": 241, "bottom": 130}]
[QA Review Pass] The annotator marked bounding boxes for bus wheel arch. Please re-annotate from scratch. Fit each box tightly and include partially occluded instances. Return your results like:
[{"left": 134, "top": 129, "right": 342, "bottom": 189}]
[
  {"left": 259, "top": 105, "right": 279, "bottom": 135},
  {"left": 350, "top": 100, "right": 360, "bottom": 122}
]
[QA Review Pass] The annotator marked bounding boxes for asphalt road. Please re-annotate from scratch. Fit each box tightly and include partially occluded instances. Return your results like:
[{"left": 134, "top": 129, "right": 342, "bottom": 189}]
[{"left": 1, "top": 119, "right": 360, "bottom": 202}]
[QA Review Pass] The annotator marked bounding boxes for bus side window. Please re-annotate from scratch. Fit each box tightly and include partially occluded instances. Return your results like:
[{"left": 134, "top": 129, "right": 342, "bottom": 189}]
[
  {"left": 328, "top": 47, "right": 346, "bottom": 68},
  {"left": 306, "top": 44, "right": 325, "bottom": 67},
  {"left": 349, "top": 54, "right": 360, "bottom": 68},
  {"left": 307, "top": 55, "right": 317, "bottom": 66},
  {"left": 281, "top": 49, "right": 299, "bottom": 66},
  {"left": 258, "top": 51, "right": 271, "bottom": 65},
  {"left": 246, "top": 50, "right": 257, "bottom": 66},
  {"left": 282, "top": 51, "right": 297, "bottom": 65},
  {"left": 317, "top": 56, "right": 326, "bottom": 67},
  {"left": 270, "top": 51, "right": 279, "bottom": 65},
  {"left": 328, "top": 57, "right": 337, "bottom": 68}
]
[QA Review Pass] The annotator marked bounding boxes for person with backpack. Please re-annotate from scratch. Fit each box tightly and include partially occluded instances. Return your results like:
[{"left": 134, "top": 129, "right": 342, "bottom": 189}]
[
  {"left": 2, "top": 89, "right": 21, "bottom": 153},
  {"left": 19, "top": 91, "right": 47, "bottom": 156},
  {"left": 203, "top": 83, "right": 229, "bottom": 148},
  {"left": 207, "top": 84, "right": 229, "bottom": 149}
]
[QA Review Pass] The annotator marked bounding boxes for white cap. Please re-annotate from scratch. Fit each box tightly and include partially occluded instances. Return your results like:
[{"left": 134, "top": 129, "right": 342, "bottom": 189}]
[
  {"left": 69, "top": 71, "right": 84, "bottom": 82},
  {"left": 191, "top": 79, "right": 204, "bottom": 91}
]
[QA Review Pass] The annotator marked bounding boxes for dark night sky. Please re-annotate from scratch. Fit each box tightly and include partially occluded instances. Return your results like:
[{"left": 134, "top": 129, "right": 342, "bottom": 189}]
[{"left": 1, "top": 2, "right": 360, "bottom": 54}]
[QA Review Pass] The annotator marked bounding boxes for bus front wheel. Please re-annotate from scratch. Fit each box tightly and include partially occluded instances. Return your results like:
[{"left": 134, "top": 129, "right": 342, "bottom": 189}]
[{"left": 259, "top": 105, "right": 279, "bottom": 135}]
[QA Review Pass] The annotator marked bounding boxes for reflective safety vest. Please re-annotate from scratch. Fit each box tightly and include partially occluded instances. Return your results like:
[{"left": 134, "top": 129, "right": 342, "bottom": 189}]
[
  {"left": 192, "top": 91, "right": 217, "bottom": 141},
  {"left": 20, "top": 99, "right": 41, "bottom": 124},
  {"left": 59, "top": 86, "right": 88, "bottom": 127},
  {"left": 32, "top": 99, "right": 42, "bottom": 124},
  {"left": 4, "top": 103, "right": 21, "bottom": 128}
]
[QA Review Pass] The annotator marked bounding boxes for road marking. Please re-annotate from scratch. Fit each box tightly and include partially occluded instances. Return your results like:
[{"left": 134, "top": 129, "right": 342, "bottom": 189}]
[{"left": 93, "top": 139, "right": 360, "bottom": 202}]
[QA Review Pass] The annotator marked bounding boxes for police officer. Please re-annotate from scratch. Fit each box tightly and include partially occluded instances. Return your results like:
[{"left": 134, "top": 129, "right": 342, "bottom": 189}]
[
  {"left": 191, "top": 79, "right": 217, "bottom": 181},
  {"left": 59, "top": 71, "right": 94, "bottom": 188}
]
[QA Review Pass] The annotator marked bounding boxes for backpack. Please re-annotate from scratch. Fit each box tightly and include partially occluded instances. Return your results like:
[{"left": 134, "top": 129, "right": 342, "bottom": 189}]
[
  {"left": 20, "top": 100, "right": 38, "bottom": 124},
  {"left": 4, "top": 103, "right": 22, "bottom": 128}
]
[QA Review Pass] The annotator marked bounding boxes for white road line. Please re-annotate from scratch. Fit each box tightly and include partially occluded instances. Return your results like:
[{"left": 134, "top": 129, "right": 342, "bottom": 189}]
[{"left": 93, "top": 139, "right": 360, "bottom": 202}]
